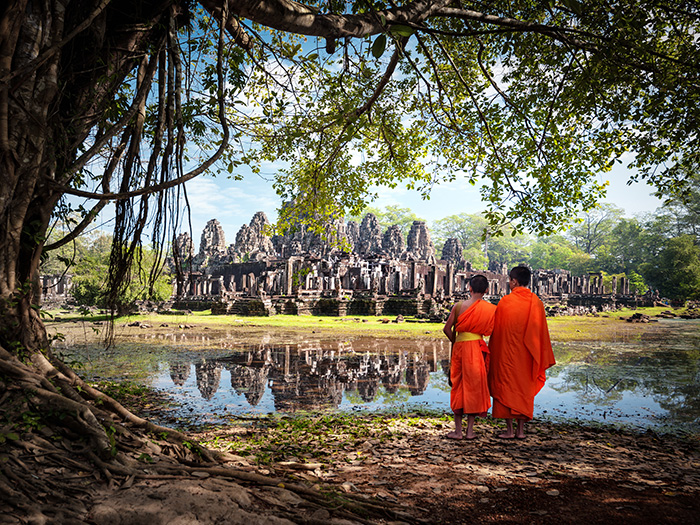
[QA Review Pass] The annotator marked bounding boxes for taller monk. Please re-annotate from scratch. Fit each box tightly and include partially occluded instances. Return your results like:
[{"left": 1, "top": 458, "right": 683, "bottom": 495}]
[{"left": 488, "top": 266, "right": 556, "bottom": 439}]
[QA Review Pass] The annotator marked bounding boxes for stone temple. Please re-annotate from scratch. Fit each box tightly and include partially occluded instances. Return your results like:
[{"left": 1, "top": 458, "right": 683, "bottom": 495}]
[{"left": 166, "top": 212, "right": 651, "bottom": 318}]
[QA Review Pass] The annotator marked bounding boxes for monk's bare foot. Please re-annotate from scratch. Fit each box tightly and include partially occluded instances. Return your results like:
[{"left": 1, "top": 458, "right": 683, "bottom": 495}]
[
  {"left": 515, "top": 433, "right": 527, "bottom": 439},
  {"left": 446, "top": 431, "right": 463, "bottom": 440},
  {"left": 464, "top": 432, "right": 477, "bottom": 440},
  {"left": 497, "top": 432, "right": 515, "bottom": 439}
]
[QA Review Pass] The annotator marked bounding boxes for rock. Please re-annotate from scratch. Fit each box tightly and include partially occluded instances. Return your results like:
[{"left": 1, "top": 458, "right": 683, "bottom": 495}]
[
  {"left": 310, "top": 509, "right": 331, "bottom": 521},
  {"left": 260, "top": 486, "right": 304, "bottom": 506},
  {"left": 173, "top": 232, "right": 194, "bottom": 262},
  {"left": 198, "top": 219, "right": 226, "bottom": 263},
  {"left": 356, "top": 214, "right": 383, "bottom": 256},
  {"left": 441, "top": 237, "right": 464, "bottom": 264},
  {"left": 404, "top": 221, "right": 436, "bottom": 263},
  {"left": 382, "top": 224, "right": 405, "bottom": 258},
  {"left": 233, "top": 212, "right": 276, "bottom": 259},
  {"left": 345, "top": 220, "right": 359, "bottom": 251}
]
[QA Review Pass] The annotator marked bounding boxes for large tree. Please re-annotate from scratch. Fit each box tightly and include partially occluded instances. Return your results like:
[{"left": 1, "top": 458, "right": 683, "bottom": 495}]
[
  {"left": 2, "top": 0, "right": 700, "bottom": 519},
  {"left": 566, "top": 203, "right": 624, "bottom": 255}
]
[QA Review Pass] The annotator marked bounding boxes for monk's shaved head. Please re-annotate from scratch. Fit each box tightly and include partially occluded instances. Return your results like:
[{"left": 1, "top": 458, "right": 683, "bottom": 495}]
[
  {"left": 509, "top": 266, "right": 531, "bottom": 287},
  {"left": 469, "top": 274, "right": 489, "bottom": 294}
]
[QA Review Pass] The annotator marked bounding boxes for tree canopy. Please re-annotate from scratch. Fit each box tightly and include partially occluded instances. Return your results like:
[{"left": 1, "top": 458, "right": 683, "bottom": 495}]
[
  {"left": 2, "top": 2, "right": 700, "bottom": 519},
  {"left": 4, "top": 0, "right": 700, "bottom": 328}
]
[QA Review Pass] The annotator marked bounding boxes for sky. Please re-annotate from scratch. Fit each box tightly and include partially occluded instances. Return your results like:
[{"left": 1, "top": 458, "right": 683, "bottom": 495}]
[
  {"left": 170, "top": 159, "right": 664, "bottom": 250},
  {"left": 84, "top": 156, "right": 664, "bottom": 251}
]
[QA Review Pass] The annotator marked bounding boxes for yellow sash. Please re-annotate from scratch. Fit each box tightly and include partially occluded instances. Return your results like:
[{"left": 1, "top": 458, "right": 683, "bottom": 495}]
[{"left": 455, "top": 331, "right": 483, "bottom": 342}]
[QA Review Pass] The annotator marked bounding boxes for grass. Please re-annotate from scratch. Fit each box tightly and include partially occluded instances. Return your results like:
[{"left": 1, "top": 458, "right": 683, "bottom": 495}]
[
  {"left": 45, "top": 305, "right": 685, "bottom": 344},
  {"left": 195, "top": 410, "right": 455, "bottom": 465},
  {"left": 47, "top": 309, "right": 444, "bottom": 339}
]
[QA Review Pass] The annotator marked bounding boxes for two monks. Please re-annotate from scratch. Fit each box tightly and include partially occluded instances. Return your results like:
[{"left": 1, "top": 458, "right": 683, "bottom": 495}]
[{"left": 443, "top": 267, "right": 556, "bottom": 439}]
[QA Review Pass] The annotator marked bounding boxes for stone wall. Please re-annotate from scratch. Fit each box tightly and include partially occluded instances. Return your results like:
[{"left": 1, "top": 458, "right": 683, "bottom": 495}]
[{"left": 167, "top": 213, "right": 664, "bottom": 318}]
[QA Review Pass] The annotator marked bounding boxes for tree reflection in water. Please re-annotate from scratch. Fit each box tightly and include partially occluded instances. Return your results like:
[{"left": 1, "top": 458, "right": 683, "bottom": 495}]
[{"left": 540, "top": 320, "right": 700, "bottom": 433}]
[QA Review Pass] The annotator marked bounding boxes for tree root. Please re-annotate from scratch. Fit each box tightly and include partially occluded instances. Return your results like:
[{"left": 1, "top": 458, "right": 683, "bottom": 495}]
[{"left": 0, "top": 345, "right": 426, "bottom": 524}]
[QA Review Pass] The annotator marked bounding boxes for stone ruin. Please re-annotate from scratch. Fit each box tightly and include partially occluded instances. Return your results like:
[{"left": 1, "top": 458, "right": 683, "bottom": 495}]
[{"left": 168, "top": 212, "right": 658, "bottom": 318}]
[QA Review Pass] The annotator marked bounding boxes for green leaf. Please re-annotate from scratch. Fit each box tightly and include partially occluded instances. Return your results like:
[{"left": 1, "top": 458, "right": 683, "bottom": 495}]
[
  {"left": 390, "top": 25, "right": 414, "bottom": 37},
  {"left": 371, "top": 35, "right": 387, "bottom": 59}
]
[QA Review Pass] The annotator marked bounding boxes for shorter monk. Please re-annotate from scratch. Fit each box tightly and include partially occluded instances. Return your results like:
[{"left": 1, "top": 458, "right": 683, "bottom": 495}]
[
  {"left": 443, "top": 274, "right": 497, "bottom": 439},
  {"left": 488, "top": 266, "right": 556, "bottom": 439}
]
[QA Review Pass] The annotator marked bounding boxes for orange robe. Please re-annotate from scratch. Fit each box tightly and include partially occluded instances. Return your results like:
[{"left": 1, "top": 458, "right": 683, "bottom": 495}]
[
  {"left": 488, "top": 287, "right": 556, "bottom": 420},
  {"left": 450, "top": 300, "right": 497, "bottom": 415}
]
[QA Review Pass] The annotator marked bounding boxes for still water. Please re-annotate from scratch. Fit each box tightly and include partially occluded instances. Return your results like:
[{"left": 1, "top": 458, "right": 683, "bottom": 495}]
[{"left": 53, "top": 319, "right": 700, "bottom": 435}]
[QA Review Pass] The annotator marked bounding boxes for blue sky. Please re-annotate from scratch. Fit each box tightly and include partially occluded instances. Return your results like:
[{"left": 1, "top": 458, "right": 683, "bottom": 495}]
[
  {"left": 83, "top": 157, "right": 663, "bottom": 250},
  {"left": 172, "top": 159, "right": 663, "bottom": 250}
]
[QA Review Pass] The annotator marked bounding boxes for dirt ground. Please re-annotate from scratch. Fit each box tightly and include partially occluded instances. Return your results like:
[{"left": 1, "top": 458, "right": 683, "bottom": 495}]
[
  {"left": 2, "top": 410, "right": 699, "bottom": 524},
  {"left": 180, "top": 417, "right": 700, "bottom": 525}
]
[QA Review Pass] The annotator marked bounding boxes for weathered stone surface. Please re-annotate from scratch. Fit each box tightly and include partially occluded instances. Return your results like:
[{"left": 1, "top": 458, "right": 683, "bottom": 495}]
[
  {"left": 382, "top": 225, "right": 404, "bottom": 258},
  {"left": 233, "top": 212, "right": 275, "bottom": 260},
  {"left": 198, "top": 219, "right": 227, "bottom": 260},
  {"left": 356, "top": 214, "right": 383, "bottom": 256},
  {"left": 173, "top": 232, "right": 194, "bottom": 262},
  {"left": 88, "top": 478, "right": 297, "bottom": 525},
  {"left": 405, "top": 221, "right": 436, "bottom": 263},
  {"left": 345, "top": 221, "right": 359, "bottom": 251},
  {"left": 165, "top": 213, "right": 660, "bottom": 317},
  {"left": 441, "top": 237, "right": 464, "bottom": 264}
]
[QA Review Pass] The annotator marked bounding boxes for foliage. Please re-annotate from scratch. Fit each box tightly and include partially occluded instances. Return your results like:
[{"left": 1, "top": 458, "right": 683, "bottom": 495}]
[
  {"left": 528, "top": 235, "right": 591, "bottom": 273},
  {"left": 567, "top": 204, "right": 624, "bottom": 255},
  {"left": 68, "top": 235, "right": 172, "bottom": 312},
  {"left": 626, "top": 271, "right": 649, "bottom": 296},
  {"left": 640, "top": 235, "right": 700, "bottom": 300},
  {"left": 431, "top": 213, "right": 489, "bottom": 262},
  {"left": 347, "top": 205, "right": 424, "bottom": 235},
  {"left": 431, "top": 213, "right": 533, "bottom": 268}
]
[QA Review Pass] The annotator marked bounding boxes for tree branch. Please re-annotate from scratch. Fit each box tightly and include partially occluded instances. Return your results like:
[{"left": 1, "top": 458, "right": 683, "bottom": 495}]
[{"left": 227, "top": 0, "right": 452, "bottom": 39}]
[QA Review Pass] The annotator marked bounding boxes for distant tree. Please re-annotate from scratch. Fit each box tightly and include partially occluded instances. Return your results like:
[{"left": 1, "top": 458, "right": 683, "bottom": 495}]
[
  {"left": 595, "top": 218, "right": 646, "bottom": 274},
  {"left": 653, "top": 174, "right": 700, "bottom": 241},
  {"left": 432, "top": 213, "right": 489, "bottom": 260},
  {"left": 567, "top": 204, "right": 625, "bottom": 255},
  {"left": 566, "top": 252, "right": 596, "bottom": 276},
  {"left": 487, "top": 230, "right": 532, "bottom": 268},
  {"left": 627, "top": 270, "right": 649, "bottom": 296},
  {"left": 69, "top": 236, "right": 172, "bottom": 313},
  {"left": 528, "top": 235, "right": 587, "bottom": 271},
  {"left": 40, "top": 216, "right": 109, "bottom": 275},
  {"left": 348, "top": 205, "right": 424, "bottom": 236},
  {"left": 640, "top": 235, "right": 700, "bottom": 301}
]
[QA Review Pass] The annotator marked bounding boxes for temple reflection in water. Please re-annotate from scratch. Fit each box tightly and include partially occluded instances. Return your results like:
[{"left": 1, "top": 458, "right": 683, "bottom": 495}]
[{"left": 165, "top": 338, "right": 450, "bottom": 412}]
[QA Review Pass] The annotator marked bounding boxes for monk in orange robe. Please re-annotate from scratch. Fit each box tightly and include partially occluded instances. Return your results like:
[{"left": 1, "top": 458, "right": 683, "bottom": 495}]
[
  {"left": 443, "top": 274, "right": 497, "bottom": 440},
  {"left": 488, "top": 266, "right": 556, "bottom": 439}
]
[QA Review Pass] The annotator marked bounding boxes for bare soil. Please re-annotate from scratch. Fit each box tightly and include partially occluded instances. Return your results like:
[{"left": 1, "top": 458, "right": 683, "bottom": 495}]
[
  {"left": 185, "top": 416, "right": 700, "bottom": 525},
  {"left": 2, "top": 398, "right": 699, "bottom": 524}
]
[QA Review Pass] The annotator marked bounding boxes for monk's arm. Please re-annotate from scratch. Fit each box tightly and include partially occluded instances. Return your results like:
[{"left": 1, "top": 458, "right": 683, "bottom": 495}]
[{"left": 442, "top": 305, "right": 457, "bottom": 343}]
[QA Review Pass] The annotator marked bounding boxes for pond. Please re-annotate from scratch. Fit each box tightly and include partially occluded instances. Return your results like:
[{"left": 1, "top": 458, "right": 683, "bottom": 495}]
[{"left": 52, "top": 319, "right": 700, "bottom": 435}]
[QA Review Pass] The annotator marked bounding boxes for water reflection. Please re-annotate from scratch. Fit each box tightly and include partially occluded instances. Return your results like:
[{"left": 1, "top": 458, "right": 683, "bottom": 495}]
[
  {"left": 535, "top": 320, "right": 700, "bottom": 433},
  {"left": 162, "top": 340, "right": 442, "bottom": 412},
  {"left": 53, "top": 319, "right": 700, "bottom": 433}
]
